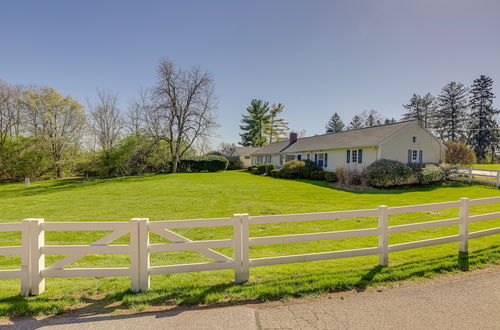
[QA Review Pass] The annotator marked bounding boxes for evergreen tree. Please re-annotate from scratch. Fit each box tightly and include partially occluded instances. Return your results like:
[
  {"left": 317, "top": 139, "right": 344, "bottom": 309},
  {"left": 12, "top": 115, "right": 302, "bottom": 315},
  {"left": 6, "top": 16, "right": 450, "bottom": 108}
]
[
  {"left": 347, "top": 115, "right": 364, "bottom": 130},
  {"left": 468, "top": 75, "right": 499, "bottom": 162},
  {"left": 435, "top": 82, "right": 468, "bottom": 141},
  {"left": 325, "top": 112, "right": 345, "bottom": 133},
  {"left": 403, "top": 93, "right": 436, "bottom": 129},
  {"left": 384, "top": 117, "right": 397, "bottom": 124},
  {"left": 239, "top": 99, "right": 270, "bottom": 147},
  {"left": 266, "top": 103, "right": 289, "bottom": 143}
]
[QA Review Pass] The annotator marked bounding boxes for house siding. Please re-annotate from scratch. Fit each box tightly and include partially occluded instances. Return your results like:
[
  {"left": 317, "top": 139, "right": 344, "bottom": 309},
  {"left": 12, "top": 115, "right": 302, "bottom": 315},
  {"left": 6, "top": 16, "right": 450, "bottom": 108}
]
[{"left": 379, "top": 123, "right": 445, "bottom": 164}]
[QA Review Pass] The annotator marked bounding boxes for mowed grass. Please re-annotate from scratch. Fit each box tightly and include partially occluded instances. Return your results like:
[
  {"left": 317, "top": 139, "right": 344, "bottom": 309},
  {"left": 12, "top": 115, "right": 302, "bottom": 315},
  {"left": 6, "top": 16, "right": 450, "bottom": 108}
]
[
  {"left": 0, "top": 171, "right": 499, "bottom": 317},
  {"left": 473, "top": 163, "right": 500, "bottom": 170}
]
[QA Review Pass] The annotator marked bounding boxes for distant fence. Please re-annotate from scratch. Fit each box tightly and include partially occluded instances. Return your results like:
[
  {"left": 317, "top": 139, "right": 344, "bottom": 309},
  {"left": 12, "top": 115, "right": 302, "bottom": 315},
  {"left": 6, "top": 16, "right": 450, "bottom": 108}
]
[
  {"left": 449, "top": 167, "right": 500, "bottom": 187},
  {"left": 1, "top": 197, "right": 499, "bottom": 296}
]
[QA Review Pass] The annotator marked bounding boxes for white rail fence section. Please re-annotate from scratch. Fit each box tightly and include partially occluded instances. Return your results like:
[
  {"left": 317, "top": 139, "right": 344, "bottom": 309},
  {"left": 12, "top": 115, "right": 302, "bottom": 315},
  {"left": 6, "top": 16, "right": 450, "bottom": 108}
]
[
  {"left": 449, "top": 167, "right": 500, "bottom": 187},
  {"left": 1, "top": 197, "right": 499, "bottom": 296}
]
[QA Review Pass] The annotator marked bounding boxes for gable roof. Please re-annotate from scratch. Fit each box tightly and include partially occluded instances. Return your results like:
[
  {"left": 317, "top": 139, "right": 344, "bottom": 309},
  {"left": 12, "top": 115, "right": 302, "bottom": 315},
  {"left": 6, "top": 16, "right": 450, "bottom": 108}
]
[
  {"left": 251, "top": 140, "right": 290, "bottom": 155},
  {"left": 234, "top": 146, "right": 260, "bottom": 155},
  {"left": 252, "top": 120, "right": 417, "bottom": 155}
]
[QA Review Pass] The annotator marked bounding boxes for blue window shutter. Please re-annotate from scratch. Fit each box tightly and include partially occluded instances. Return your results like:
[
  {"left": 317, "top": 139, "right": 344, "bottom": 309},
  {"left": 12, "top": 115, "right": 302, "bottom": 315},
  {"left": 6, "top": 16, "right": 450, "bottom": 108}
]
[
  {"left": 358, "top": 149, "right": 363, "bottom": 164},
  {"left": 314, "top": 153, "right": 318, "bottom": 164},
  {"left": 346, "top": 150, "right": 351, "bottom": 163},
  {"left": 324, "top": 153, "right": 328, "bottom": 167},
  {"left": 419, "top": 150, "right": 423, "bottom": 164},
  {"left": 408, "top": 150, "right": 412, "bottom": 164}
]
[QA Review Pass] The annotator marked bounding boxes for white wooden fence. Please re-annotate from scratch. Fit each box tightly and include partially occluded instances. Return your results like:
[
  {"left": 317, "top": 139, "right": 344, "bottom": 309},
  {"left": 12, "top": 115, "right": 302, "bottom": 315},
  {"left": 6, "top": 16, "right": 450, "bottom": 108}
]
[
  {"left": 450, "top": 167, "right": 500, "bottom": 187},
  {"left": 1, "top": 197, "right": 499, "bottom": 296}
]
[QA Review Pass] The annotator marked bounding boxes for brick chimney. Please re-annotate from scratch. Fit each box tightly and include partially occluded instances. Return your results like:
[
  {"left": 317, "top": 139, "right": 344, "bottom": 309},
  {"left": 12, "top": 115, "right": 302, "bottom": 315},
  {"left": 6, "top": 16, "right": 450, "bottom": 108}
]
[{"left": 289, "top": 132, "right": 298, "bottom": 144}]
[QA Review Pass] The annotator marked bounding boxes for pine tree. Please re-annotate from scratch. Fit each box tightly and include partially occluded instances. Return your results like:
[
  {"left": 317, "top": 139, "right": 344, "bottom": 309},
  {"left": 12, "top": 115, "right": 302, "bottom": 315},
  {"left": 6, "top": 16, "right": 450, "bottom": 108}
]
[
  {"left": 348, "top": 115, "right": 364, "bottom": 130},
  {"left": 239, "top": 99, "right": 270, "bottom": 147},
  {"left": 468, "top": 75, "right": 499, "bottom": 162},
  {"left": 435, "top": 82, "right": 468, "bottom": 141},
  {"left": 325, "top": 112, "right": 345, "bottom": 133},
  {"left": 403, "top": 93, "right": 436, "bottom": 129},
  {"left": 384, "top": 117, "right": 397, "bottom": 124},
  {"left": 266, "top": 103, "right": 289, "bottom": 143}
]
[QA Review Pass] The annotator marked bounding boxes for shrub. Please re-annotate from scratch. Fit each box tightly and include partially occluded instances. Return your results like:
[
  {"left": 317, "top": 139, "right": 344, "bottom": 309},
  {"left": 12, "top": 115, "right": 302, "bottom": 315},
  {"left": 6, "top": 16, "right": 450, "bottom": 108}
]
[
  {"left": 176, "top": 155, "right": 229, "bottom": 173},
  {"left": 324, "top": 171, "right": 337, "bottom": 182},
  {"left": 266, "top": 163, "right": 276, "bottom": 176},
  {"left": 0, "top": 137, "right": 51, "bottom": 181},
  {"left": 364, "top": 159, "right": 412, "bottom": 187},
  {"left": 247, "top": 167, "right": 253, "bottom": 171},
  {"left": 421, "top": 164, "right": 445, "bottom": 184},
  {"left": 310, "top": 170, "right": 327, "bottom": 180},
  {"left": 444, "top": 141, "right": 476, "bottom": 165},
  {"left": 252, "top": 168, "right": 259, "bottom": 175},
  {"left": 280, "top": 160, "right": 322, "bottom": 179},
  {"left": 257, "top": 163, "right": 267, "bottom": 174},
  {"left": 336, "top": 166, "right": 364, "bottom": 186},
  {"left": 271, "top": 169, "right": 280, "bottom": 178},
  {"left": 439, "top": 163, "right": 459, "bottom": 179}
]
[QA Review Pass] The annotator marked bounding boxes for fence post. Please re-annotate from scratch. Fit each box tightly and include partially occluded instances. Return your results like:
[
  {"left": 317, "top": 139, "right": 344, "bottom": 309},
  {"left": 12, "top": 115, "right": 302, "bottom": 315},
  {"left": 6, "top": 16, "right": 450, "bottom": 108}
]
[
  {"left": 496, "top": 170, "right": 499, "bottom": 188},
  {"left": 20, "top": 220, "right": 31, "bottom": 296},
  {"left": 138, "top": 218, "right": 150, "bottom": 291},
  {"left": 28, "top": 218, "right": 45, "bottom": 295},
  {"left": 468, "top": 168, "right": 472, "bottom": 183},
  {"left": 130, "top": 219, "right": 140, "bottom": 292},
  {"left": 378, "top": 206, "right": 389, "bottom": 267},
  {"left": 234, "top": 214, "right": 249, "bottom": 283},
  {"left": 459, "top": 198, "right": 470, "bottom": 253}
]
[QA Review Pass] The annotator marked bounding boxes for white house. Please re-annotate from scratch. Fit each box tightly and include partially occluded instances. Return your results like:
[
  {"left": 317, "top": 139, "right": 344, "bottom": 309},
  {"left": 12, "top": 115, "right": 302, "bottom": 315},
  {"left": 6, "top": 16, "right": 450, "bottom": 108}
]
[
  {"left": 233, "top": 146, "right": 260, "bottom": 168},
  {"left": 251, "top": 120, "right": 446, "bottom": 171}
]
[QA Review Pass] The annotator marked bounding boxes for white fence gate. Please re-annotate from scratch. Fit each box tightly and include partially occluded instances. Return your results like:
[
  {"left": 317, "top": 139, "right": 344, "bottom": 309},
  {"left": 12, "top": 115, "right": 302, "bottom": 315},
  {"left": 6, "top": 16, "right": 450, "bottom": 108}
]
[
  {"left": 450, "top": 167, "right": 500, "bottom": 187},
  {"left": 1, "top": 197, "right": 499, "bottom": 296}
]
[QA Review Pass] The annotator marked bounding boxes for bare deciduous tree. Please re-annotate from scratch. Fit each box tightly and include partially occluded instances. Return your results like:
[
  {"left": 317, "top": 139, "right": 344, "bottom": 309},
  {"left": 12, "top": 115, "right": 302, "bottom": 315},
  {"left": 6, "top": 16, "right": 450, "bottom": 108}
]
[
  {"left": 88, "top": 90, "right": 123, "bottom": 151},
  {"left": 0, "top": 80, "right": 23, "bottom": 147},
  {"left": 151, "top": 58, "right": 218, "bottom": 173}
]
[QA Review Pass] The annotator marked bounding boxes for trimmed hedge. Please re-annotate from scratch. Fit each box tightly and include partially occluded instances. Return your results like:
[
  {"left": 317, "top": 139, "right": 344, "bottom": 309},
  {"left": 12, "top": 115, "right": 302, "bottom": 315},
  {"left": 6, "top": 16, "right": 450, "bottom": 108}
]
[
  {"left": 257, "top": 164, "right": 267, "bottom": 174},
  {"left": 266, "top": 164, "right": 276, "bottom": 176},
  {"left": 270, "top": 169, "right": 280, "bottom": 178},
  {"left": 364, "top": 159, "right": 412, "bottom": 187},
  {"left": 175, "top": 155, "right": 229, "bottom": 173},
  {"left": 280, "top": 160, "right": 321, "bottom": 179}
]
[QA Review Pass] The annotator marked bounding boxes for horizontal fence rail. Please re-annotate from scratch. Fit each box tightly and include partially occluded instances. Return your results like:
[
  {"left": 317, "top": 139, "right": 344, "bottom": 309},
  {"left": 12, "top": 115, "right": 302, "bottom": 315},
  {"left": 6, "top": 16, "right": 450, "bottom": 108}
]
[
  {"left": 0, "top": 197, "right": 499, "bottom": 296},
  {"left": 449, "top": 167, "right": 500, "bottom": 187}
]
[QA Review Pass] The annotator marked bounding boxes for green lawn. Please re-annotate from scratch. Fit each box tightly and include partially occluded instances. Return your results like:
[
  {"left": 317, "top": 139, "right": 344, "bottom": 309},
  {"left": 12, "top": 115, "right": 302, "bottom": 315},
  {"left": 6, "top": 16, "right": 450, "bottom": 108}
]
[
  {"left": 473, "top": 164, "right": 500, "bottom": 170},
  {"left": 0, "top": 171, "right": 499, "bottom": 317}
]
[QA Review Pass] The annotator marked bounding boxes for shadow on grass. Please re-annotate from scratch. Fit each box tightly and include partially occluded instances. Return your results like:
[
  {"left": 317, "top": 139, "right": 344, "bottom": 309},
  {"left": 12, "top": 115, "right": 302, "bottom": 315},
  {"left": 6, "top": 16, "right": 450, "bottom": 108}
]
[{"left": 1, "top": 245, "right": 498, "bottom": 323}]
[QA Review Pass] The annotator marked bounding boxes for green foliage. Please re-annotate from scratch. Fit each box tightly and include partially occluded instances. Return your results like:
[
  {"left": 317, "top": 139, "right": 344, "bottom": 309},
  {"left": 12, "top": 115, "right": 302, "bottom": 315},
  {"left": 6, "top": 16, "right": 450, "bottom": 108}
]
[
  {"left": 257, "top": 163, "right": 267, "bottom": 174},
  {"left": 325, "top": 113, "right": 345, "bottom": 133},
  {"left": 421, "top": 164, "right": 445, "bottom": 184},
  {"left": 364, "top": 159, "right": 412, "bottom": 187},
  {"left": 252, "top": 167, "right": 259, "bottom": 175},
  {"left": 239, "top": 99, "right": 271, "bottom": 147},
  {"left": 310, "top": 170, "right": 326, "bottom": 180},
  {"left": 280, "top": 160, "right": 321, "bottom": 179},
  {"left": 176, "top": 155, "right": 228, "bottom": 173},
  {"left": 444, "top": 141, "right": 477, "bottom": 165},
  {"left": 324, "top": 171, "right": 337, "bottom": 182},
  {"left": 266, "top": 163, "right": 276, "bottom": 176},
  {"left": 0, "top": 137, "right": 51, "bottom": 181},
  {"left": 270, "top": 169, "right": 280, "bottom": 178}
]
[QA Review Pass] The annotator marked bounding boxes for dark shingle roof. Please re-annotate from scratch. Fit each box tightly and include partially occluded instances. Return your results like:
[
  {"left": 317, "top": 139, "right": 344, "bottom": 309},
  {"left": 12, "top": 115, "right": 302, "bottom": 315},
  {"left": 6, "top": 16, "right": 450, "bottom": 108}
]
[{"left": 252, "top": 121, "right": 416, "bottom": 154}]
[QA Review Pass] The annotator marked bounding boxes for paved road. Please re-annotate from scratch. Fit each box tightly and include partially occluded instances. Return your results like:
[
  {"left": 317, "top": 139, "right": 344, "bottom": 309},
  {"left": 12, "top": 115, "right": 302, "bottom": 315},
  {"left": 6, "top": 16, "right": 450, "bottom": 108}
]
[{"left": 2, "top": 267, "right": 499, "bottom": 329}]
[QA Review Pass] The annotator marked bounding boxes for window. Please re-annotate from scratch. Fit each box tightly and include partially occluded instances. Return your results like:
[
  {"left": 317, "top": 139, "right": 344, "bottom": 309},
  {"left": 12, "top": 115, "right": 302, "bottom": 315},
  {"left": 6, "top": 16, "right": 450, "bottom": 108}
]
[
  {"left": 279, "top": 155, "right": 283, "bottom": 166},
  {"left": 244, "top": 155, "right": 250, "bottom": 159},
  {"left": 297, "top": 154, "right": 302, "bottom": 160},
  {"left": 306, "top": 153, "right": 310, "bottom": 160},
  {"left": 318, "top": 153, "right": 324, "bottom": 167},
  {"left": 408, "top": 149, "right": 423, "bottom": 163},
  {"left": 412, "top": 136, "right": 417, "bottom": 143},
  {"left": 351, "top": 150, "right": 358, "bottom": 163},
  {"left": 346, "top": 149, "right": 363, "bottom": 164},
  {"left": 285, "top": 155, "right": 295, "bottom": 162}
]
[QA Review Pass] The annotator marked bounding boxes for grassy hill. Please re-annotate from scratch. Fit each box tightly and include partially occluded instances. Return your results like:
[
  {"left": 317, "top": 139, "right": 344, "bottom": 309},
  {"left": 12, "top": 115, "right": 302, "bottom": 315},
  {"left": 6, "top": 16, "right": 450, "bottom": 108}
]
[{"left": 0, "top": 171, "right": 499, "bottom": 316}]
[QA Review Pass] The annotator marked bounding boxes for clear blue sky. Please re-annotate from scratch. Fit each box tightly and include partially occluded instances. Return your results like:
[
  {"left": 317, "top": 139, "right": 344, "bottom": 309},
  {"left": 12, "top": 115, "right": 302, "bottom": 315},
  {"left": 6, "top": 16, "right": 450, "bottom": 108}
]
[{"left": 1, "top": 0, "right": 499, "bottom": 146}]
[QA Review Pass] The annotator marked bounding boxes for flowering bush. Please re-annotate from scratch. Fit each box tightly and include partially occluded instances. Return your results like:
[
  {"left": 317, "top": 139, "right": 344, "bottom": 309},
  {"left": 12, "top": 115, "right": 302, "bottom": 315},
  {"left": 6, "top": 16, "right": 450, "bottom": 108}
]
[{"left": 364, "top": 159, "right": 412, "bottom": 187}]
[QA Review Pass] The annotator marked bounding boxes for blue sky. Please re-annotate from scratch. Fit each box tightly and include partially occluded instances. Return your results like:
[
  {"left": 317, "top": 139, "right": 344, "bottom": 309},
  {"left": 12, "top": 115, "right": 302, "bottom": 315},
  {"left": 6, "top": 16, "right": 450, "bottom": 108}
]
[{"left": 1, "top": 0, "right": 499, "bottom": 146}]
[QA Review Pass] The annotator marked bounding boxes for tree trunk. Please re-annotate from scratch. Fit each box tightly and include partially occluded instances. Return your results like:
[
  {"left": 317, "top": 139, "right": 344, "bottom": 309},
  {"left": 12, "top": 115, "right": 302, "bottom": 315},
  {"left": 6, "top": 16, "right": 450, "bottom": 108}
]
[{"left": 171, "top": 154, "right": 179, "bottom": 173}]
